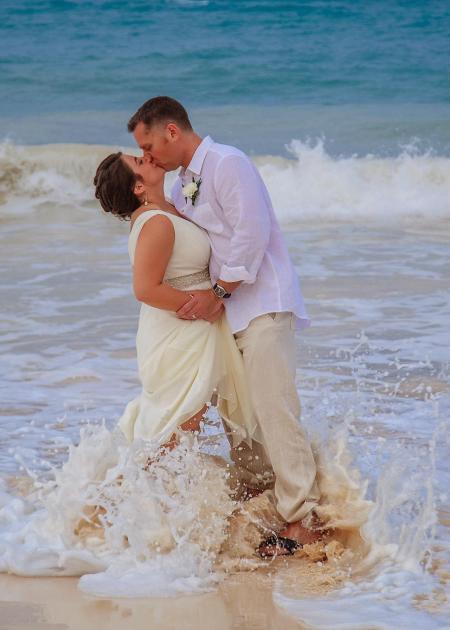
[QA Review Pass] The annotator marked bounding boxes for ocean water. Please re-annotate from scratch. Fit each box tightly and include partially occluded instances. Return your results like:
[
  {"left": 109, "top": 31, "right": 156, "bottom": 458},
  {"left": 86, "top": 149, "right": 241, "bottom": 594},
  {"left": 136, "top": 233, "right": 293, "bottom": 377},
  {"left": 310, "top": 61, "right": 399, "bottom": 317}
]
[
  {"left": 1, "top": 2, "right": 450, "bottom": 629},
  {"left": 1, "top": 0, "right": 450, "bottom": 155}
]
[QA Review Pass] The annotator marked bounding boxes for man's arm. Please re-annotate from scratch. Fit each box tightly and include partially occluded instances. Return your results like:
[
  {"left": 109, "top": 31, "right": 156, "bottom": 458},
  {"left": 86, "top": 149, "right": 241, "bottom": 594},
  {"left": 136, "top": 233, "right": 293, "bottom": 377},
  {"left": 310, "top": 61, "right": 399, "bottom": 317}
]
[
  {"left": 177, "top": 154, "right": 271, "bottom": 320},
  {"left": 215, "top": 153, "right": 271, "bottom": 285}
]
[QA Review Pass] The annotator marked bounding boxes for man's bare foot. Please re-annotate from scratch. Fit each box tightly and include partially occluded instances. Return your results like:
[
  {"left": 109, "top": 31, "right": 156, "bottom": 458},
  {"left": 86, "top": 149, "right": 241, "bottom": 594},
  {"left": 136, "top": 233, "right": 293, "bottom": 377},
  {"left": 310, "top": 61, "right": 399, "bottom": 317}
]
[
  {"left": 279, "top": 520, "right": 323, "bottom": 546},
  {"left": 257, "top": 515, "right": 325, "bottom": 558}
]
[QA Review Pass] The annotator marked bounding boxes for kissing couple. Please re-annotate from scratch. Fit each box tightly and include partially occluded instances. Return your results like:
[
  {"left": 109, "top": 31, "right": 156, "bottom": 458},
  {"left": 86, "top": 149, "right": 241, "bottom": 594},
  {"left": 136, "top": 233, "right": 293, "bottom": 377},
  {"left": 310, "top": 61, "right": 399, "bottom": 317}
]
[{"left": 94, "top": 96, "right": 323, "bottom": 557}]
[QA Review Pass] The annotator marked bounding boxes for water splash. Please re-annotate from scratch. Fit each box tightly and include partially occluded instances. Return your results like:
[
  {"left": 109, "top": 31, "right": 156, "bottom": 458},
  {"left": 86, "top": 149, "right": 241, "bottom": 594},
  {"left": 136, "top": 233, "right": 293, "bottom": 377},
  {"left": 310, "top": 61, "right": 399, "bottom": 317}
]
[{"left": 0, "top": 425, "right": 236, "bottom": 596}]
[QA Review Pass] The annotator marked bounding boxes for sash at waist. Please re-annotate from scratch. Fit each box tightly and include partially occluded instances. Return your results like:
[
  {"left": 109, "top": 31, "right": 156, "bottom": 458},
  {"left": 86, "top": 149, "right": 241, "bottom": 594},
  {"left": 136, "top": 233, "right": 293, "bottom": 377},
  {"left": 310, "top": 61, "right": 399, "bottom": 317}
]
[{"left": 165, "top": 268, "right": 211, "bottom": 289}]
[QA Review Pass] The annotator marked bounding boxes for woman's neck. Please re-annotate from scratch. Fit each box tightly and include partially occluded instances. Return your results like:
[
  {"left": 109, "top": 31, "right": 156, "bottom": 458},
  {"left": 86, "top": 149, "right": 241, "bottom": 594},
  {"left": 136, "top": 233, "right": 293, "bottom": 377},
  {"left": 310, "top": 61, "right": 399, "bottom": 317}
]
[
  {"left": 145, "top": 186, "right": 167, "bottom": 209},
  {"left": 130, "top": 192, "right": 177, "bottom": 227},
  {"left": 143, "top": 188, "right": 177, "bottom": 214}
]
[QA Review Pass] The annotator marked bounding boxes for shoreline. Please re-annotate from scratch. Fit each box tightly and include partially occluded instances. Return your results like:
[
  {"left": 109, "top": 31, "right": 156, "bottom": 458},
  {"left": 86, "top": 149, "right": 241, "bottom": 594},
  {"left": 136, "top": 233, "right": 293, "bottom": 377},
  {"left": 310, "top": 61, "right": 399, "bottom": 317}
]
[{"left": 0, "top": 571, "right": 312, "bottom": 630}]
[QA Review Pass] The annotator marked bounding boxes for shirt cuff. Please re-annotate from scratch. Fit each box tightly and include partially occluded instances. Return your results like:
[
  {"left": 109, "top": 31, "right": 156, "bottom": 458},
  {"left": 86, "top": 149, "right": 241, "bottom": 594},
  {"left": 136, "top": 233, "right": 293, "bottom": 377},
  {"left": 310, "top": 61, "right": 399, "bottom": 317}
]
[{"left": 219, "top": 264, "right": 255, "bottom": 284}]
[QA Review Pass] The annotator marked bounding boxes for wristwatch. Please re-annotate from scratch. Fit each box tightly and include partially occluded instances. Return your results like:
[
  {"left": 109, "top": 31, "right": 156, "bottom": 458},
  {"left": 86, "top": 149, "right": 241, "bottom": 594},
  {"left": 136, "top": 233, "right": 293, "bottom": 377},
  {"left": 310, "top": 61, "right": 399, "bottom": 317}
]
[{"left": 212, "top": 283, "right": 231, "bottom": 299}]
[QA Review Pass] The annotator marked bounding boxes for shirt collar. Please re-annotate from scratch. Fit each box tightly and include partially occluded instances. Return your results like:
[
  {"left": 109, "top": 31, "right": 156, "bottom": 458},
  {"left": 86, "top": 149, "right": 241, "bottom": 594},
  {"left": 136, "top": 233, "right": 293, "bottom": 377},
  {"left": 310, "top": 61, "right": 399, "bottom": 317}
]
[{"left": 182, "top": 135, "right": 214, "bottom": 178}]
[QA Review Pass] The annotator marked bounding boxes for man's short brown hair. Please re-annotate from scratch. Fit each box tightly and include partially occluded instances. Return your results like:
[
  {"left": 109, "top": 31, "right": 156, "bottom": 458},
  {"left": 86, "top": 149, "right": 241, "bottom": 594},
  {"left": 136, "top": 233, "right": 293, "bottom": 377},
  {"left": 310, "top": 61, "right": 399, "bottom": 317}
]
[{"left": 127, "top": 96, "right": 193, "bottom": 133}]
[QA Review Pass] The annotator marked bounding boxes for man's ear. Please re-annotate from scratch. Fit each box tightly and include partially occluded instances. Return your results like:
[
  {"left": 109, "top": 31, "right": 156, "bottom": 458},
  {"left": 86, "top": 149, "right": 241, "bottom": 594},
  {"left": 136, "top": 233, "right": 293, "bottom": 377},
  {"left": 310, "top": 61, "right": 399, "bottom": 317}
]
[{"left": 166, "top": 123, "right": 180, "bottom": 141}]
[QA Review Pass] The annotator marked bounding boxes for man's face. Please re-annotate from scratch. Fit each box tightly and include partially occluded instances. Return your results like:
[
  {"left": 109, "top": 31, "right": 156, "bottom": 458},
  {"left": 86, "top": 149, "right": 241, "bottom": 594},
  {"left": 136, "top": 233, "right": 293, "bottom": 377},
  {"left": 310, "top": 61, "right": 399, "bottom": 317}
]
[{"left": 133, "top": 121, "right": 181, "bottom": 171}]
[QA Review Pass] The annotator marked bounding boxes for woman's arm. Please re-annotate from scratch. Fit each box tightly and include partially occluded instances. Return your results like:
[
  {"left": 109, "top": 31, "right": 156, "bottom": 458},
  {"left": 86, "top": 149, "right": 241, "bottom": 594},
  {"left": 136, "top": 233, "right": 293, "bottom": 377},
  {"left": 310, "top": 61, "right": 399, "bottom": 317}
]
[{"left": 133, "top": 215, "right": 192, "bottom": 312}]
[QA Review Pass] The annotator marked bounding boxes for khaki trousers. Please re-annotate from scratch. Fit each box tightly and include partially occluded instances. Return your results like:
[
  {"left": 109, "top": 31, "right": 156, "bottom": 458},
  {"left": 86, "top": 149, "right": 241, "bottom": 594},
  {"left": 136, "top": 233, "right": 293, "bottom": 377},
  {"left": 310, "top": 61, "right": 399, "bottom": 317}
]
[{"left": 228, "top": 312, "right": 320, "bottom": 523}]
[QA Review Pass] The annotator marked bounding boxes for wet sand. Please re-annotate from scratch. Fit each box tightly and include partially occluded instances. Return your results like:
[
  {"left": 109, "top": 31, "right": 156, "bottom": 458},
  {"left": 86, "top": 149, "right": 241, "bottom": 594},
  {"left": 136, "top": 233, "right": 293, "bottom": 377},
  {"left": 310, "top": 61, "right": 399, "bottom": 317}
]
[{"left": 0, "top": 570, "right": 312, "bottom": 630}]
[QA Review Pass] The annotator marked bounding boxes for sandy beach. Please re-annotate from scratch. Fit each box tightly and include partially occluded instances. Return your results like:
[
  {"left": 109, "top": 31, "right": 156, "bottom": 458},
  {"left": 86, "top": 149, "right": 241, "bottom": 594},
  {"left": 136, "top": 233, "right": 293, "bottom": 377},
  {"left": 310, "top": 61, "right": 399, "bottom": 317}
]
[
  {"left": 0, "top": 529, "right": 366, "bottom": 630},
  {"left": 0, "top": 570, "right": 318, "bottom": 630}
]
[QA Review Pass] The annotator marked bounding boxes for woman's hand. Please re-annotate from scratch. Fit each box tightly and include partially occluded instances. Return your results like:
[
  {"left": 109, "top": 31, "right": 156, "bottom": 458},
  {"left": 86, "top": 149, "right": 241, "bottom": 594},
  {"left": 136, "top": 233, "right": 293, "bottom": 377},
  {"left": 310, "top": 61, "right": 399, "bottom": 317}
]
[{"left": 176, "top": 289, "right": 223, "bottom": 321}]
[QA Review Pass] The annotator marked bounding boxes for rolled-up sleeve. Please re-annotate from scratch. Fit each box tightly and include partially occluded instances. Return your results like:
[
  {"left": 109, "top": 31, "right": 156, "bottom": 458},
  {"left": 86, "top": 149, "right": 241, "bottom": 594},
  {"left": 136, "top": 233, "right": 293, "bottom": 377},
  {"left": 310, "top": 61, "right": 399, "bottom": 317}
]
[{"left": 214, "top": 154, "right": 271, "bottom": 284}]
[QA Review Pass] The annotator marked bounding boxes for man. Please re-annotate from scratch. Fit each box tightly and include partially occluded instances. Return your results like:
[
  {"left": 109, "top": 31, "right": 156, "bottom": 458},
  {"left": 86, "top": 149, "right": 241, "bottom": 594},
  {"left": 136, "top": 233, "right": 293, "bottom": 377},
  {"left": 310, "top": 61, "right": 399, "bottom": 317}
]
[{"left": 128, "top": 96, "right": 322, "bottom": 555}]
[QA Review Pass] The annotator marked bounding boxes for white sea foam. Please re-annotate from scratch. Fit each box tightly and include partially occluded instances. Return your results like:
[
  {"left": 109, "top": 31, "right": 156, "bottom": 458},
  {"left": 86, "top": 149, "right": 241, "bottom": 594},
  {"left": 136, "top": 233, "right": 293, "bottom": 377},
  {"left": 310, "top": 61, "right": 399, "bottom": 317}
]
[
  {"left": 256, "top": 139, "right": 450, "bottom": 223},
  {"left": 0, "top": 425, "right": 235, "bottom": 596},
  {"left": 273, "top": 422, "right": 450, "bottom": 630},
  {"left": 0, "top": 420, "right": 365, "bottom": 597},
  {"left": 1, "top": 140, "right": 450, "bottom": 223},
  {"left": 0, "top": 414, "right": 445, "bottom": 608},
  {"left": 274, "top": 573, "right": 450, "bottom": 630}
]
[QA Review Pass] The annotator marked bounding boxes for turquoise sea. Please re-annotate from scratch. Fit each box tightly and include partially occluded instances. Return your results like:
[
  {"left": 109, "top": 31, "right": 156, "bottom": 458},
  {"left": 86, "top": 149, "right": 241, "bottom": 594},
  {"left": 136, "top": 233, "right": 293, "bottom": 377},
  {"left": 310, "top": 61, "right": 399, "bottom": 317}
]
[{"left": 1, "top": 0, "right": 450, "bottom": 154}]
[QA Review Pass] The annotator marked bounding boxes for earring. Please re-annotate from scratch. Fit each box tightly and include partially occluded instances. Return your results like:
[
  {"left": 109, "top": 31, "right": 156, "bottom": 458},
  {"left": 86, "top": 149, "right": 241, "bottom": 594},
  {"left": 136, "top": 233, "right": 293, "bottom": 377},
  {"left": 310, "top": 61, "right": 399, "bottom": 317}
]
[{"left": 144, "top": 194, "right": 149, "bottom": 207}]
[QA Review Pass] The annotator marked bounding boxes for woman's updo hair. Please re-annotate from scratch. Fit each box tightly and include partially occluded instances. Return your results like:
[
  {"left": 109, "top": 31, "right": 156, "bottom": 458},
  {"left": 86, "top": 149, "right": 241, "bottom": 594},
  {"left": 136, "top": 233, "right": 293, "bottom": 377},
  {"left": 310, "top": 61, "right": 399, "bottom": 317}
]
[{"left": 94, "top": 152, "right": 141, "bottom": 220}]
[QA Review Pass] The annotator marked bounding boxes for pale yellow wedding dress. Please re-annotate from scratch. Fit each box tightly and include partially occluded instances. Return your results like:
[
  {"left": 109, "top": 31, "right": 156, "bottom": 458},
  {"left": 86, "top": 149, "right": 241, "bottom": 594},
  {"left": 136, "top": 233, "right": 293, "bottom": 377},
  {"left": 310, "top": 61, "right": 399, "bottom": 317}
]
[{"left": 119, "top": 209, "right": 256, "bottom": 447}]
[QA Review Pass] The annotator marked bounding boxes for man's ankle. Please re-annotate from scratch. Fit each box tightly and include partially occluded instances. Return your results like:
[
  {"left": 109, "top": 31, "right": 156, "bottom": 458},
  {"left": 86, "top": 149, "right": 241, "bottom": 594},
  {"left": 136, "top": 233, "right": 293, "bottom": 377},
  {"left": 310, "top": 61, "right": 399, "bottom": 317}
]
[{"left": 301, "top": 508, "right": 322, "bottom": 530}]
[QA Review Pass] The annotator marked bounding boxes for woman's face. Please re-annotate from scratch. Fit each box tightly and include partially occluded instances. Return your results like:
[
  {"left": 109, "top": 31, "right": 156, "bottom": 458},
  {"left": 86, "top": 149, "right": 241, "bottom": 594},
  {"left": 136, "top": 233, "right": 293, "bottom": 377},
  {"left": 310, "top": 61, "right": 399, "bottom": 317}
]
[{"left": 121, "top": 154, "right": 165, "bottom": 188}]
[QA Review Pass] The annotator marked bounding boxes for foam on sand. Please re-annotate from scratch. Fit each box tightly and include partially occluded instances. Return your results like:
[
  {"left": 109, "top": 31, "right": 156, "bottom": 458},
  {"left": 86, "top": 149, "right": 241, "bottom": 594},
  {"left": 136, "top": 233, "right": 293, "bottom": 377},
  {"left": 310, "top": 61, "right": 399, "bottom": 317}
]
[
  {"left": 1, "top": 415, "right": 444, "bottom": 614},
  {"left": 0, "top": 422, "right": 368, "bottom": 596}
]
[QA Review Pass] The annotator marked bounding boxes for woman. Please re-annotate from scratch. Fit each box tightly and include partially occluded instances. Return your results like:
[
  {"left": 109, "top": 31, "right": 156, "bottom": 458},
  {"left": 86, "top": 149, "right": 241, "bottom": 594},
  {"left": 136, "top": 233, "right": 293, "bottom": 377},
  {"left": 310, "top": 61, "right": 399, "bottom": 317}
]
[{"left": 93, "top": 152, "right": 256, "bottom": 451}]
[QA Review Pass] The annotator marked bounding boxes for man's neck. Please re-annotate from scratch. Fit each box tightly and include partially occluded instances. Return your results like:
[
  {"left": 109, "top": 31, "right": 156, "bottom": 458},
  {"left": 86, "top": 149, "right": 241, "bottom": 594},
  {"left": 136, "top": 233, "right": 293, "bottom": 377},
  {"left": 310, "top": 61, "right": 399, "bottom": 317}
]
[{"left": 180, "top": 133, "right": 203, "bottom": 170}]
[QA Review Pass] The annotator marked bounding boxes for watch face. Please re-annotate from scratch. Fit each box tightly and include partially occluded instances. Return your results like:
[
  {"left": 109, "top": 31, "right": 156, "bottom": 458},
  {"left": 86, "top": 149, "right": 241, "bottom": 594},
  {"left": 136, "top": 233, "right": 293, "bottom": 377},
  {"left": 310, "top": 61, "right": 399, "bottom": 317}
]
[{"left": 214, "top": 284, "right": 228, "bottom": 298}]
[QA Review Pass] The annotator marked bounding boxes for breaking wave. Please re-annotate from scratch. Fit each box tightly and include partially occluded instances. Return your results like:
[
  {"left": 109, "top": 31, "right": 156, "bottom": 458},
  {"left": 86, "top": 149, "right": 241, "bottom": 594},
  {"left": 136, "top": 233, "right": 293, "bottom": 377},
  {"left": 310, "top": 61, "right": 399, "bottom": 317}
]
[{"left": 2, "top": 140, "right": 450, "bottom": 223}]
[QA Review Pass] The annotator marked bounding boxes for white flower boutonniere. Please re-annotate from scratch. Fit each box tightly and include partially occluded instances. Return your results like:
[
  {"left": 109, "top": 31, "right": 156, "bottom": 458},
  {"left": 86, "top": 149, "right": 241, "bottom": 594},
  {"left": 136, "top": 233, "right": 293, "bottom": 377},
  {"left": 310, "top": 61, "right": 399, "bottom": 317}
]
[{"left": 182, "top": 177, "right": 202, "bottom": 206}]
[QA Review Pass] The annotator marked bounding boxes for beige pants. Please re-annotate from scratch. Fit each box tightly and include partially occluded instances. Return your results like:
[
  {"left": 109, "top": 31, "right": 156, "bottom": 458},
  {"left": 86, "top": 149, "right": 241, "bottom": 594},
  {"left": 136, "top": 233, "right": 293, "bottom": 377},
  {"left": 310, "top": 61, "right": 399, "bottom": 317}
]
[{"left": 228, "top": 312, "right": 320, "bottom": 523}]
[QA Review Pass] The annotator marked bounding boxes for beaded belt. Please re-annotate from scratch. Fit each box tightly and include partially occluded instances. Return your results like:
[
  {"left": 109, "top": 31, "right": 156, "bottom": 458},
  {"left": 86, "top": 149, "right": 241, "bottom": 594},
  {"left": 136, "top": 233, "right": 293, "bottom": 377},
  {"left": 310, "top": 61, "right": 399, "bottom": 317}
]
[{"left": 166, "top": 268, "right": 211, "bottom": 289}]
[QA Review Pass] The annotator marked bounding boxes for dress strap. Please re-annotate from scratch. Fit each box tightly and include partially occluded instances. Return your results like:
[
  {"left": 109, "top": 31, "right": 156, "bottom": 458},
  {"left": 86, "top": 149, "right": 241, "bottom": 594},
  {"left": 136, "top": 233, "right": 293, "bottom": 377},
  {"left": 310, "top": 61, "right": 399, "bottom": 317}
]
[
  {"left": 131, "top": 209, "right": 173, "bottom": 230},
  {"left": 128, "top": 210, "right": 175, "bottom": 264}
]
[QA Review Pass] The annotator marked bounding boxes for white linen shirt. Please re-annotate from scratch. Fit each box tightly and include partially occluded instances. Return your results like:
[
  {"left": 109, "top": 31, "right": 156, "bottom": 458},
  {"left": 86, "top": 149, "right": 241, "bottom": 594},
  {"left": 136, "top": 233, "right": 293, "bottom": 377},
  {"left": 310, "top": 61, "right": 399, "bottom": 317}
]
[{"left": 171, "top": 136, "right": 310, "bottom": 334}]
